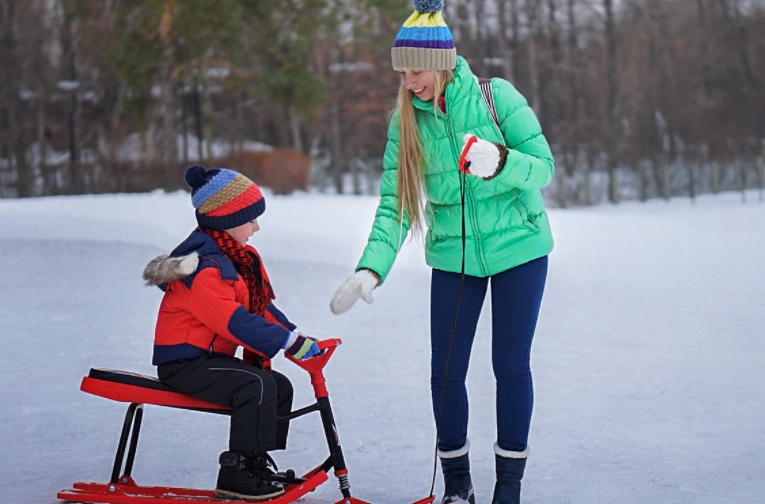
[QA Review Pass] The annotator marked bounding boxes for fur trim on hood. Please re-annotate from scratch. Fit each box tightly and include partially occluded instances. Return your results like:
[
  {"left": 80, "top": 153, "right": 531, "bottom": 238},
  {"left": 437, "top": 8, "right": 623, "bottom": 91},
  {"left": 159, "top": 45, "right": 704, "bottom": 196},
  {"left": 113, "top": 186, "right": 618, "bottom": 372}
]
[{"left": 143, "top": 252, "right": 199, "bottom": 286}]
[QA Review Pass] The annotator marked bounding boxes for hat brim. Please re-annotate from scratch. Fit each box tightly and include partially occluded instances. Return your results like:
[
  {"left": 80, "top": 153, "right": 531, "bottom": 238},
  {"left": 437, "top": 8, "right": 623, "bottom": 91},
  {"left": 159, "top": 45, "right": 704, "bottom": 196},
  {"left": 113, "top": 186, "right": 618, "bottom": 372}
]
[{"left": 392, "top": 47, "right": 456, "bottom": 71}]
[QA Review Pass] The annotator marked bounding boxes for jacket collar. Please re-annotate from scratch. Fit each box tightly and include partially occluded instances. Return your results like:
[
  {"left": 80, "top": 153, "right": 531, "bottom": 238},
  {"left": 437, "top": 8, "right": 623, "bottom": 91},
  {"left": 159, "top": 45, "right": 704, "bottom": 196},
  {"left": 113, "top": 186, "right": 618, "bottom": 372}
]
[
  {"left": 169, "top": 228, "right": 239, "bottom": 281},
  {"left": 411, "top": 56, "right": 473, "bottom": 113}
]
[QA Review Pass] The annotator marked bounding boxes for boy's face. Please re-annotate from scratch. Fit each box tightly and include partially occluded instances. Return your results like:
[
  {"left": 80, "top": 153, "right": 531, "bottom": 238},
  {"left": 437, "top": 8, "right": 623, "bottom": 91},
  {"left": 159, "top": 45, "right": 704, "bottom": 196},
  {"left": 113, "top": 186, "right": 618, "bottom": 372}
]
[
  {"left": 226, "top": 219, "right": 260, "bottom": 246},
  {"left": 399, "top": 69, "right": 436, "bottom": 102}
]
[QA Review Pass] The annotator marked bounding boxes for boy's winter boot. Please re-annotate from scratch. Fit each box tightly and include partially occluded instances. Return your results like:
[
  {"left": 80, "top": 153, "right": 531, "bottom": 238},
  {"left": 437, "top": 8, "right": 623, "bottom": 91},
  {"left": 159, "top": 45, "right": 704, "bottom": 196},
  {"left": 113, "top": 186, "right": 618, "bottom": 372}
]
[
  {"left": 491, "top": 443, "right": 529, "bottom": 504},
  {"left": 439, "top": 441, "right": 475, "bottom": 504},
  {"left": 254, "top": 452, "right": 302, "bottom": 484},
  {"left": 215, "top": 451, "right": 284, "bottom": 501},
  {"left": 252, "top": 452, "right": 278, "bottom": 479}
]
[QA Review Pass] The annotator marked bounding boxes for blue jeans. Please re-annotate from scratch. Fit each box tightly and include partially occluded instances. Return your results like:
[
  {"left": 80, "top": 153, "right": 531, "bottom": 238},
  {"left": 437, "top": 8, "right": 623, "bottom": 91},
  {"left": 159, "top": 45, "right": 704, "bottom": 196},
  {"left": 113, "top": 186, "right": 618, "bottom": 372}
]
[{"left": 430, "top": 256, "right": 547, "bottom": 453}]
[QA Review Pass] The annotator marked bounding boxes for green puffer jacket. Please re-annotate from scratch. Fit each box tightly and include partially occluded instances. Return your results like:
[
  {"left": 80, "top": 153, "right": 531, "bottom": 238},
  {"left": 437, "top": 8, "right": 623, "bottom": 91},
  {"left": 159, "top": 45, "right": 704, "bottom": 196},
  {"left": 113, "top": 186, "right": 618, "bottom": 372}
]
[{"left": 356, "top": 56, "right": 554, "bottom": 282}]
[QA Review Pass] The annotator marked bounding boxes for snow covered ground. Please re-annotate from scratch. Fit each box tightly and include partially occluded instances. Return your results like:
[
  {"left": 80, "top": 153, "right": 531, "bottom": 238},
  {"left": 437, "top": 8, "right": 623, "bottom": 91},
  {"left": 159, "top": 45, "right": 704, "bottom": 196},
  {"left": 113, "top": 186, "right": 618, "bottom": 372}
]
[{"left": 0, "top": 189, "right": 763, "bottom": 504}]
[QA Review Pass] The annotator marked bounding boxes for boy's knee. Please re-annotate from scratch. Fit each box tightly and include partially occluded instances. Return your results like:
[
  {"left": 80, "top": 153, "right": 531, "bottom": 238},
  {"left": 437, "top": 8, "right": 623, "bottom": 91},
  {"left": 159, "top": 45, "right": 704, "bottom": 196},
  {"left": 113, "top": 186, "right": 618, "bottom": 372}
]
[
  {"left": 260, "top": 372, "right": 278, "bottom": 398},
  {"left": 232, "top": 372, "right": 277, "bottom": 407},
  {"left": 272, "top": 372, "right": 294, "bottom": 398}
]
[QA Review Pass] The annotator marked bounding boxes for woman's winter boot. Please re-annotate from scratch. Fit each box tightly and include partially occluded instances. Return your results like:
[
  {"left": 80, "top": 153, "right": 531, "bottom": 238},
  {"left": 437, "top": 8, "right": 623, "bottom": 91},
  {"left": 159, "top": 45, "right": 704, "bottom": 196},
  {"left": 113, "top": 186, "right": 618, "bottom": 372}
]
[
  {"left": 214, "top": 451, "right": 284, "bottom": 501},
  {"left": 439, "top": 441, "right": 475, "bottom": 504},
  {"left": 491, "top": 443, "right": 529, "bottom": 504}
]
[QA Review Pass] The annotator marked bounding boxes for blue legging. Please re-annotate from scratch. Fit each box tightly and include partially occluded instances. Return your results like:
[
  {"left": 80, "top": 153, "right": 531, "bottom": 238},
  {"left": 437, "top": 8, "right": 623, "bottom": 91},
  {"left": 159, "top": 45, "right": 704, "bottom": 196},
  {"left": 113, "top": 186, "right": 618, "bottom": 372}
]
[{"left": 430, "top": 256, "right": 547, "bottom": 453}]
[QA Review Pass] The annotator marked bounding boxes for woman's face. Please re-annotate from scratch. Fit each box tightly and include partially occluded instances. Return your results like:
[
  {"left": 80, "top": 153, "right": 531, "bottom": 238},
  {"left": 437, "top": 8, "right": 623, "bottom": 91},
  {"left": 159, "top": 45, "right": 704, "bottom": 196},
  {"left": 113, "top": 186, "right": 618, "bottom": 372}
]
[
  {"left": 399, "top": 69, "right": 436, "bottom": 102},
  {"left": 226, "top": 219, "right": 260, "bottom": 246}
]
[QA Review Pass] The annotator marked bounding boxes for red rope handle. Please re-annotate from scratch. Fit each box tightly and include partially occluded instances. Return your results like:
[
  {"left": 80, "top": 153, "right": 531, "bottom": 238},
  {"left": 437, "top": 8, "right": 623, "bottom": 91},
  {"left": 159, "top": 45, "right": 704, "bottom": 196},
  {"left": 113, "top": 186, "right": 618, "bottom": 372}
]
[{"left": 459, "top": 135, "right": 477, "bottom": 174}]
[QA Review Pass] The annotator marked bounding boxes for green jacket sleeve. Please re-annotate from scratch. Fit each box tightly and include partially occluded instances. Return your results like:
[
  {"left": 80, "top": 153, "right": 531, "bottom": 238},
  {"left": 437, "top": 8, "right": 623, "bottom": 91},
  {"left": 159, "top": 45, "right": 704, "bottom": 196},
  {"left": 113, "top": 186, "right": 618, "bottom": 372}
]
[
  {"left": 489, "top": 78, "right": 554, "bottom": 191},
  {"left": 355, "top": 114, "right": 411, "bottom": 284}
]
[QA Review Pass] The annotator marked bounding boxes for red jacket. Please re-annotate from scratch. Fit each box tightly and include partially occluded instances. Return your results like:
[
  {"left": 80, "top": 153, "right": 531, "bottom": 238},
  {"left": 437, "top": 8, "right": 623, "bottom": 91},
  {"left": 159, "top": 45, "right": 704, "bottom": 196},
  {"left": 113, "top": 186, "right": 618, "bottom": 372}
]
[{"left": 144, "top": 230, "right": 295, "bottom": 366}]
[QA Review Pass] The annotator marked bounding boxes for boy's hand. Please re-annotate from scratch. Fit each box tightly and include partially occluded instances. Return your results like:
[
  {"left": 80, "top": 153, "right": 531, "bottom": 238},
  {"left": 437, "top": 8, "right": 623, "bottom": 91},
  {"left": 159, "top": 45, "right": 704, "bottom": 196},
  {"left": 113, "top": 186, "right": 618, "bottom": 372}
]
[
  {"left": 330, "top": 269, "right": 379, "bottom": 315},
  {"left": 283, "top": 331, "right": 321, "bottom": 360}
]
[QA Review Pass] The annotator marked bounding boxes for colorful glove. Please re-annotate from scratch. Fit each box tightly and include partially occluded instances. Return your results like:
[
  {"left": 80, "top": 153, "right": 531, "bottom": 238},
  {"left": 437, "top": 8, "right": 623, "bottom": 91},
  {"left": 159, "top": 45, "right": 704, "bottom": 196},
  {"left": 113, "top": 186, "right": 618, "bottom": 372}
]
[
  {"left": 283, "top": 331, "right": 321, "bottom": 360},
  {"left": 460, "top": 134, "right": 508, "bottom": 180},
  {"left": 330, "top": 269, "right": 379, "bottom": 315}
]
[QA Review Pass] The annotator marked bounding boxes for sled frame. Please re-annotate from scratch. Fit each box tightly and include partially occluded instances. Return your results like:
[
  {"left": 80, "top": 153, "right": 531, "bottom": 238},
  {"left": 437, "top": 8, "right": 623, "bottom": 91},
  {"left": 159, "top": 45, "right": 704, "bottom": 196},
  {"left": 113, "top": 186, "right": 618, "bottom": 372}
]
[
  {"left": 57, "top": 339, "right": 374, "bottom": 504},
  {"left": 102, "top": 395, "right": 346, "bottom": 489}
]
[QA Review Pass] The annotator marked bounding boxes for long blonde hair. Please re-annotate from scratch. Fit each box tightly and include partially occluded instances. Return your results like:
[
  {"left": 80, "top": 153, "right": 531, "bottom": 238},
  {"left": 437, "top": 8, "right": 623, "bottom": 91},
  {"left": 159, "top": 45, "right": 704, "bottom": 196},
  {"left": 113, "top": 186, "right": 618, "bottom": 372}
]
[{"left": 394, "top": 70, "right": 453, "bottom": 237}]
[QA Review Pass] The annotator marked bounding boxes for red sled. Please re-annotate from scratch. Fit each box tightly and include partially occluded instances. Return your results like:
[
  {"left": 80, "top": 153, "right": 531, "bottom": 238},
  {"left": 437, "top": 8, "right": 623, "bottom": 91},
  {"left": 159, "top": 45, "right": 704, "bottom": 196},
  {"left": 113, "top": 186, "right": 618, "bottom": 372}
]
[{"left": 57, "top": 338, "right": 435, "bottom": 504}]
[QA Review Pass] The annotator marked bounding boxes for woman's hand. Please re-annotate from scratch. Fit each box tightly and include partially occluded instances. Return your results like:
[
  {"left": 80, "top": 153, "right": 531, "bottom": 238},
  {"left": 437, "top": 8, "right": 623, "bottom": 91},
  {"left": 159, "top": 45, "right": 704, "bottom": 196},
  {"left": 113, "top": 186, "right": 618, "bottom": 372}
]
[
  {"left": 330, "top": 269, "right": 380, "bottom": 315},
  {"left": 460, "top": 134, "right": 508, "bottom": 180}
]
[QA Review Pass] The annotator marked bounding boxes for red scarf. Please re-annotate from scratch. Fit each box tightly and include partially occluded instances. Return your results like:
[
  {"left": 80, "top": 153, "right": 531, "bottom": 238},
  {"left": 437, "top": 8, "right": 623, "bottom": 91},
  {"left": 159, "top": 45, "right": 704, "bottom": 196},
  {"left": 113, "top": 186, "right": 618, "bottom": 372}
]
[{"left": 202, "top": 228, "right": 275, "bottom": 317}]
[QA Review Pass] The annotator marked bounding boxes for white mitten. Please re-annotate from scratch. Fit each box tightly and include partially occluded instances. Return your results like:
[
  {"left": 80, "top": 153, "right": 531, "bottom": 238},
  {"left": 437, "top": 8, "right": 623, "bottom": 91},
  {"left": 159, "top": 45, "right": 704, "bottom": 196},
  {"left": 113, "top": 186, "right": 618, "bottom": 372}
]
[
  {"left": 461, "top": 134, "right": 507, "bottom": 179},
  {"left": 330, "top": 269, "right": 379, "bottom": 315}
]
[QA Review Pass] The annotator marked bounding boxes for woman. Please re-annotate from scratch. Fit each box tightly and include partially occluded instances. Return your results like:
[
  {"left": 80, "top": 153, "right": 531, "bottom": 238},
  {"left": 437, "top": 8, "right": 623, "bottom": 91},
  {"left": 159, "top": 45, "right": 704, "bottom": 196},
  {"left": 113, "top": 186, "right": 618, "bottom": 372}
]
[{"left": 330, "top": 1, "right": 554, "bottom": 503}]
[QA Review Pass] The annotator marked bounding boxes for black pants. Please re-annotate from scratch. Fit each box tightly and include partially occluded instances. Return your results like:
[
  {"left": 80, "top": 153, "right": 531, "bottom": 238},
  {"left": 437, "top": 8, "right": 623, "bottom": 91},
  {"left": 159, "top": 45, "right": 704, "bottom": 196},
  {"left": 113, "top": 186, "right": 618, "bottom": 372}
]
[{"left": 158, "top": 355, "right": 293, "bottom": 453}]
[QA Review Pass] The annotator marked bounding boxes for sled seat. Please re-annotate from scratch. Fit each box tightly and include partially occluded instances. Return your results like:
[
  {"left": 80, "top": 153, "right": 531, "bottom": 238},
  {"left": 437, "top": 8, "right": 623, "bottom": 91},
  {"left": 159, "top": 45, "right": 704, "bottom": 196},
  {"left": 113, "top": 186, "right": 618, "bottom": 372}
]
[{"left": 81, "top": 368, "right": 230, "bottom": 414}]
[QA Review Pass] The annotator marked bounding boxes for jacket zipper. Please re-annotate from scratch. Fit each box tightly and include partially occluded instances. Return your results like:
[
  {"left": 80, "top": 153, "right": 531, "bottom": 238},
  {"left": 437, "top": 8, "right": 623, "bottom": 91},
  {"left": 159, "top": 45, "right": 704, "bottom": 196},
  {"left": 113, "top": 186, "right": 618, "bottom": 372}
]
[
  {"left": 468, "top": 186, "right": 488, "bottom": 275},
  {"left": 444, "top": 104, "right": 489, "bottom": 276}
]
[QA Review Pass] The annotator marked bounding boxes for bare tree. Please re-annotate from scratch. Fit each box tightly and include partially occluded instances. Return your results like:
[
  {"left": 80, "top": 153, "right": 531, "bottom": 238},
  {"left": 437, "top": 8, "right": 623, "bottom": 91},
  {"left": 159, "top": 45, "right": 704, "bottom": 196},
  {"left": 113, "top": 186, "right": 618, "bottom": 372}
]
[
  {"left": 716, "top": 0, "right": 765, "bottom": 115},
  {"left": 603, "top": 0, "right": 620, "bottom": 203},
  {"left": 2, "top": 0, "right": 764, "bottom": 202},
  {"left": 158, "top": 0, "right": 178, "bottom": 166},
  {"left": 497, "top": 0, "right": 521, "bottom": 82},
  {"left": 525, "top": 0, "right": 543, "bottom": 115}
]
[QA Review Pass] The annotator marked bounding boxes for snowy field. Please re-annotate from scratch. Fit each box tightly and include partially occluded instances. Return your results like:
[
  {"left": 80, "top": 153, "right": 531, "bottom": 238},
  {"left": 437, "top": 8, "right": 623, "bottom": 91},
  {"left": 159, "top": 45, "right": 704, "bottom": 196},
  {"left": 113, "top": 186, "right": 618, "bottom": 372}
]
[{"left": 0, "top": 189, "right": 763, "bottom": 504}]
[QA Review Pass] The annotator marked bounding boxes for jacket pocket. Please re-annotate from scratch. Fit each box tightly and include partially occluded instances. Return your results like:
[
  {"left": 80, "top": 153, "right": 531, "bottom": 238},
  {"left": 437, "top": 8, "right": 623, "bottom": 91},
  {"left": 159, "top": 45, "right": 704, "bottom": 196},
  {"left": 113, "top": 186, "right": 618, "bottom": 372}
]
[{"left": 511, "top": 195, "right": 539, "bottom": 232}]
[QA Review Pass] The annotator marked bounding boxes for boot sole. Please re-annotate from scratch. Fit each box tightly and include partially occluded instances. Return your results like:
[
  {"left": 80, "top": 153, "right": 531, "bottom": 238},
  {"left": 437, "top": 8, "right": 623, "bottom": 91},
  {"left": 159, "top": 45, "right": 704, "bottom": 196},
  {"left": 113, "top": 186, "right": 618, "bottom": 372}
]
[{"left": 214, "top": 487, "right": 285, "bottom": 501}]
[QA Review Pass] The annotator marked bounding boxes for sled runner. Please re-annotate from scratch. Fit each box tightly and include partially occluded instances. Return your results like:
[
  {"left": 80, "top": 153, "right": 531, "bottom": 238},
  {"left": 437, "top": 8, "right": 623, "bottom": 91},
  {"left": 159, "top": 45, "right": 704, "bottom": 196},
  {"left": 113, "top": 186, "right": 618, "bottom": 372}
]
[{"left": 58, "top": 339, "right": 433, "bottom": 504}]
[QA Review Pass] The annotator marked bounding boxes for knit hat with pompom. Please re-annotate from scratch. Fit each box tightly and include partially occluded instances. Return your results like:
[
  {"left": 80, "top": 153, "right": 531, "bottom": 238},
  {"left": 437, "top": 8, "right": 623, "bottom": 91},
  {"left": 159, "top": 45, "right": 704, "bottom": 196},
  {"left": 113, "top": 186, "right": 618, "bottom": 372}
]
[
  {"left": 391, "top": 0, "right": 456, "bottom": 71},
  {"left": 184, "top": 164, "right": 265, "bottom": 231}
]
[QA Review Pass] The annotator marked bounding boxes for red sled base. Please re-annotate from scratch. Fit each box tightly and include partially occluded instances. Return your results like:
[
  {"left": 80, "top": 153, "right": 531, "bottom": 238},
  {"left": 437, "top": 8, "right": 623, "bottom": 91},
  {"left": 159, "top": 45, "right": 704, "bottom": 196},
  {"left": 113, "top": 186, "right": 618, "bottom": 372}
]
[
  {"left": 58, "top": 473, "right": 330, "bottom": 504},
  {"left": 57, "top": 339, "right": 434, "bottom": 504}
]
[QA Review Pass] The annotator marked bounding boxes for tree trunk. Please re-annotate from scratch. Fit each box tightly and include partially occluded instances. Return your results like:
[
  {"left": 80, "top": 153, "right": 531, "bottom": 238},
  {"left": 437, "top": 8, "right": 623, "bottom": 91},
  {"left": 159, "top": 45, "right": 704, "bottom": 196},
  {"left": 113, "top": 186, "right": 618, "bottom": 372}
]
[
  {"left": 37, "top": 83, "right": 52, "bottom": 194},
  {"left": 696, "top": 0, "right": 713, "bottom": 96},
  {"left": 547, "top": 0, "right": 564, "bottom": 138},
  {"left": 604, "top": 0, "right": 620, "bottom": 203},
  {"left": 159, "top": 0, "right": 178, "bottom": 169},
  {"left": 473, "top": 0, "right": 487, "bottom": 77},
  {"left": 563, "top": 0, "right": 580, "bottom": 194},
  {"left": 496, "top": 0, "right": 516, "bottom": 82},
  {"left": 716, "top": 0, "right": 765, "bottom": 114},
  {"left": 525, "top": 0, "right": 542, "bottom": 116},
  {"left": 13, "top": 108, "right": 32, "bottom": 197},
  {"left": 289, "top": 105, "right": 303, "bottom": 153},
  {"left": 566, "top": 0, "right": 579, "bottom": 125},
  {"left": 510, "top": 0, "right": 521, "bottom": 83}
]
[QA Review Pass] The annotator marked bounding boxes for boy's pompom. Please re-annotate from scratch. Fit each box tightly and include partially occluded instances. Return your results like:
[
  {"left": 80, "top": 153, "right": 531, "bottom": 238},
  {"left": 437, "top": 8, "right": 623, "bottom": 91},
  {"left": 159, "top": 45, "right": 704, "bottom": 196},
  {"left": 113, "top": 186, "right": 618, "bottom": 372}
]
[
  {"left": 184, "top": 164, "right": 207, "bottom": 189},
  {"left": 413, "top": 0, "right": 444, "bottom": 14}
]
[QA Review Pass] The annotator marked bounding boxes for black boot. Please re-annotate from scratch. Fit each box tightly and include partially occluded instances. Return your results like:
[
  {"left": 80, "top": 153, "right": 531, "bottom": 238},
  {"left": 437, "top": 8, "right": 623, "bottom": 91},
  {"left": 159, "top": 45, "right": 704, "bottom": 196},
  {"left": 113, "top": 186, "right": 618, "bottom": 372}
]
[
  {"left": 252, "top": 452, "right": 278, "bottom": 479},
  {"left": 254, "top": 453, "right": 304, "bottom": 484},
  {"left": 439, "top": 443, "right": 475, "bottom": 504},
  {"left": 215, "top": 451, "right": 284, "bottom": 501},
  {"left": 491, "top": 445, "right": 528, "bottom": 504}
]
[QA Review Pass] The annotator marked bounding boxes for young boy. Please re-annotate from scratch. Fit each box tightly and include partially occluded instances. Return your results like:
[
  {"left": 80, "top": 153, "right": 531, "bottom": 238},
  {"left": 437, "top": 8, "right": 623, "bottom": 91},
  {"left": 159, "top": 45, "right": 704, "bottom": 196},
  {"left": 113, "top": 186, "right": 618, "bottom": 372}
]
[{"left": 143, "top": 164, "right": 320, "bottom": 501}]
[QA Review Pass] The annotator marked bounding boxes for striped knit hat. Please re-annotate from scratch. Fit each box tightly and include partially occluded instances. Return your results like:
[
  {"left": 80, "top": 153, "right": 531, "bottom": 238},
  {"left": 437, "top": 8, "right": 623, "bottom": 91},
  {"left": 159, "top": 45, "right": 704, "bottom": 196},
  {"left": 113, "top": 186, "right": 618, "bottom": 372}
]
[
  {"left": 184, "top": 164, "right": 265, "bottom": 231},
  {"left": 391, "top": 0, "right": 456, "bottom": 71}
]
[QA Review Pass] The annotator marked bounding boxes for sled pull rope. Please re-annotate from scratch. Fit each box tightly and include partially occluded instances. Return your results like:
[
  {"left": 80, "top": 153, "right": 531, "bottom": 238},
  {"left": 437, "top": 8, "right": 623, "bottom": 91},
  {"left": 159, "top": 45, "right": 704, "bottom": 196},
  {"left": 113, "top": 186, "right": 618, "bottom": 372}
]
[{"left": 429, "top": 168, "right": 468, "bottom": 499}]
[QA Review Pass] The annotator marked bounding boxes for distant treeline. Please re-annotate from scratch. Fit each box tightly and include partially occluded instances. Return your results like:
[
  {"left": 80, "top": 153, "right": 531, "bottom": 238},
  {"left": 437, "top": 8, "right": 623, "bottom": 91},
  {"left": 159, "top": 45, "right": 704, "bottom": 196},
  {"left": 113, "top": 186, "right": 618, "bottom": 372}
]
[{"left": 0, "top": 0, "right": 763, "bottom": 204}]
